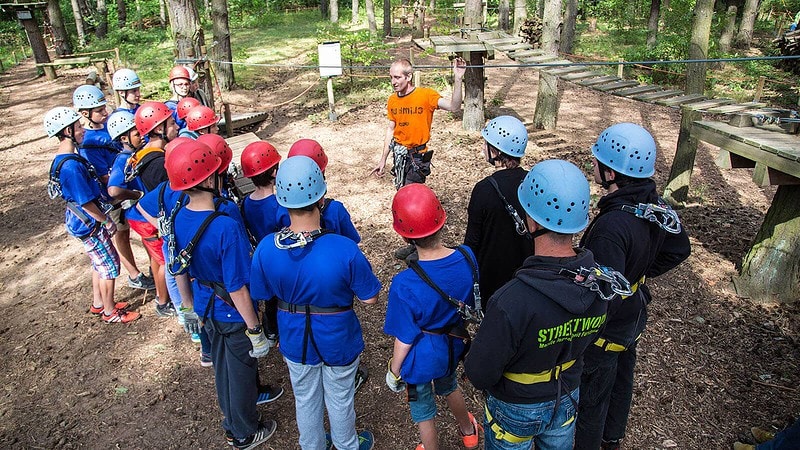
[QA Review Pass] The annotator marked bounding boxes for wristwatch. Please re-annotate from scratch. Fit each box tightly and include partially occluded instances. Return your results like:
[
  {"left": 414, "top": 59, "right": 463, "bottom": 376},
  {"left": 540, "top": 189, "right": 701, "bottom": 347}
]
[{"left": 247, "top": 325, "right": 262, "bottom": 334}]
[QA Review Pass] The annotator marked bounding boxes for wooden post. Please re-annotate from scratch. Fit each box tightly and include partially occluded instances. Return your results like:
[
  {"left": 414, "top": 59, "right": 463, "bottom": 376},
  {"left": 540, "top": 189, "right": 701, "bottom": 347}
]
[
  {"left": 533, "top": 71, "right": 559, "bottom": 130},
  {"left": 663, "top": 106, "right": 702, "bottom": 206},
  {"left": 326, "top": 77, "right": 338, "bottom": 121},
  {"left": 617, "top": 58, "right": 624, "bottom": 78},
  {"left": 753, "top": 76, "right": 765, "bottom": 102},
  {"left": 12, "top": 51, "right": 17, "bottom": 64},
  {"left": 462, "top": 50, "right": 485, "bottom": 131},
  {"left": 0, "top": 59, "right": 4, "bottom": 72},
  {"left": 222, "top": 102, "right": 233, "bottom": 137},
  {"left": 734, "top": 184, "right": 800, "bottom": 302}
]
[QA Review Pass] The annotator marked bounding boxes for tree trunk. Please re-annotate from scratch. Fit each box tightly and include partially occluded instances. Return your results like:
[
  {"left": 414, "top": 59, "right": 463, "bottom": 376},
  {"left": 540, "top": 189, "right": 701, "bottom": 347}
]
[
  {"left": 116, "top": 0, "right": 126, "bottom": 28},
  {"left": 321, "top": 0, "right": 328, "bottom": 19},
  {"left": 330, "top": 0, "right": 338, "bottom": 22},
  {"left": 464, "top": 0, "right": 482, "bottom": 29},
  {"left": 719, "top": 5, "right": 737, "bottom": 53},
  {"left": 735, "top": 184, "right": 800, "bottom": 303},
  {"left": 462, "top": 51, "right": 485, "bottom": 131},
  {"left": 211, "top": 0, "right": 234, "bottom": 90},
  {"left": 537, "top": 0, "right": 544, "bottom": 20},
  {"left": 734, "top": 0, "right": 759, "bottom": 49},
  {"left": 352, "top": 0, "right": 358, "bottom": 23},
  {"left": 534, "top": 0, "right": 561, "bottom": 130},
  {"left": 560, "top": 0, "right": 577, "bottom": 54},
  {"left": 47, "top": 0, "right": 73, "bottom": 55},
  {"left": 663, "top": 106, "right": 701, "bottom": 206},
  {"left": 160, "top": 0, "right": 168, "bottom": 27},
  {"left": 646, "top": 0, "right": 660, "bottom": 48},
  {"left": 685, "top": 0, "right": 713, "bottom": 95},
  {"left": 366, "top": 0, "right": 377, "bottom": 33},
  {"left": 166, "top": 0, "right": 204, "bottom": 67},
  {"left": 70, "top": 0, "right": 88, "bottom": 46},
  {"left": 499, "top": 0, "right": 509, "bottom": 31},
  {"left": 96, "top": 0, "right": 108, "bottom": 39},
  {"left": 383, "top": 0, "right": 391, "bottom": 35},
  {"left": 20, "top": 12, "right": 51, "bottom": 65},
  {"left": 513, "top": 0, "right": 526, "bottom": 35}
]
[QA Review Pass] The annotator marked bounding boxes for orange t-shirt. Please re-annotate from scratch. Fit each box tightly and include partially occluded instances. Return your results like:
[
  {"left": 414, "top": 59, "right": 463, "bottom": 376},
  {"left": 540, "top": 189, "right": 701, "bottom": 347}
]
[{"left": 387, "top": 87, "right": 442, "bottom": 149}]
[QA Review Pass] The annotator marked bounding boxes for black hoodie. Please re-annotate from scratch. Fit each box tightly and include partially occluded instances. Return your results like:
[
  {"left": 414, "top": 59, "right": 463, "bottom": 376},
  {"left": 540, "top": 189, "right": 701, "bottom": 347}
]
[
  {"left": 465, "top": 248, "right": 609, "bottom": 404},
  {"left": 579, "top": 179, "right": 691, "bottom": 346}
]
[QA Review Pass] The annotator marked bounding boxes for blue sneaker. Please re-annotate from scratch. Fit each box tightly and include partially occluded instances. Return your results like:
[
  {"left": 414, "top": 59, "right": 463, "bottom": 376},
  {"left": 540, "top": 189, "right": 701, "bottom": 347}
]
[
  {"left": 191, "top": 333, "right": 201, "bottom": 343},
  {"left": 256, "top": 385, "right": 284, "bottom": 405},
  {"left": 358, "top": 430, "right": 374, "bottom": 450}
]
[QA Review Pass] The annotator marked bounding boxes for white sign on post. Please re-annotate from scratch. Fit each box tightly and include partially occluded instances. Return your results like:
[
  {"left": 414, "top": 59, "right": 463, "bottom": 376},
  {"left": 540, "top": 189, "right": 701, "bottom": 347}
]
[{"left": 318, "top": 42, "right": 342, "bottom": 78}]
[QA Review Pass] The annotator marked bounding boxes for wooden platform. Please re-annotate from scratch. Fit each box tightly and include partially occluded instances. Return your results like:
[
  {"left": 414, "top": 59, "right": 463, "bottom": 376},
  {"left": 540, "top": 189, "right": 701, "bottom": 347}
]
[
  {"left": 225, "top": 132, "right": 261, "bottom": 198},
  {"left": 218, "top": 111, "right": 270, "bottom": 136}
]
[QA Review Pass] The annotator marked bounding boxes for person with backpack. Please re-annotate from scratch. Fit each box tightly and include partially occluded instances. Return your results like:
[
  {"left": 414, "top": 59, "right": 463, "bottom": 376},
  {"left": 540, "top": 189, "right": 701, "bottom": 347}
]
[
  {"left": 166, "top": 140, "right": 279, "bottom": 450},
  {"left": 44, "top": 106, "right": 140, "bottom": 324},
  {"left": 464, "top": 115, "right": 534, "bottom": 300},
  {"left": 574, "top": 123, "right": 690, "bottom": 450},
  {"left": 465, "top": 159, "right": 619, "bottom": 450},
  {"left": 112, "top": 68, "right": 142, "bottom": 115},
  {"left": 383, "top": 183, "right": 483, "bottom": 450},
  {"left": 74, "top": 84, "right": 155, "bottom": 292},
  {"left": 250, "top": 155, "right": 380, "bottom": 450}
]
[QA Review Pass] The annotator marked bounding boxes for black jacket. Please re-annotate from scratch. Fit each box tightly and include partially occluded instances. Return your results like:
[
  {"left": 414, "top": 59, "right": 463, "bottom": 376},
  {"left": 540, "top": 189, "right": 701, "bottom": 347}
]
[
  {"left": 464, "top": 167, "right": 534, "bottom": 299},
  {"left": 465, "top": 248, "right": 608, "bottom": 404},
  {"left": 579, "top": 179, "right": 691, "bottom": 346}
]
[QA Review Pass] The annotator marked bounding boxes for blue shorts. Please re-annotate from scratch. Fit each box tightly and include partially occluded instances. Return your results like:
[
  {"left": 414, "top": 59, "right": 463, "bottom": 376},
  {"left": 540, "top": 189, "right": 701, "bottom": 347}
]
[{"left": 407, "top": 370, "right": 459, "bottom": 423}]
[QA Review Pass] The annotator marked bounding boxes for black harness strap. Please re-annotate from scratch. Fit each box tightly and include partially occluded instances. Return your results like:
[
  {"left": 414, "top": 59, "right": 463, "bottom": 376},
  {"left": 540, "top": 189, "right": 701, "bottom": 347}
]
[
  {"left": 276, "top": 299, "right": 352, "bottom": 314},
  {"left": 168, "top": 210, "right": 225, "bottom": 276},
  {"left": 49, "top": 154, "right": 102, "bottom": 227},
  {"left": 487, "top": 175, "right": 531, "bottom": 240}
]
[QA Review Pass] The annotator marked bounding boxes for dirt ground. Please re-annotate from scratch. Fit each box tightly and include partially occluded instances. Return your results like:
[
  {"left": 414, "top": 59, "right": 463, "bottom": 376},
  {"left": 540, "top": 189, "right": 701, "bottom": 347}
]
[{"left": 1, "top": 40, "right": 799, "bottom": 450}]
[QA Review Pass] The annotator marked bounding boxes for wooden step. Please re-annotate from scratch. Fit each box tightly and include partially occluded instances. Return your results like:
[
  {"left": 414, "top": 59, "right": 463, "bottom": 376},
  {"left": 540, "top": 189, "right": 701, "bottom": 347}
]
[
  {"left": 494, "top": 42, "right": 532, "bottom": 52},
  {"left": 541, "top": 59, "right": 573, "bottom": 67},
  {"left": 483, "top": 37, "right": 522, "bottom": 47},
  {"left": 518, "top": 54, "right": 561, "bottom": 64},
  {"left": 543, "top": 65, "right": 588, "bottom": 76},
  {"left": 594, "top": 80, "right": 640, "bottom": 92},
  {"left": 507, "top": 49, "right": 546, "bottom": 59},
  {"left": 560, "top": 71, "right": 603, "bottom": 81},
  {"left": 613, "top": 85, "right": 662, "bottom": 97},
  {"left": 576, "top": 75, "right": 621, "bottom": 87},
  {"left": 632, "top": 89, "right": 684, "bottom": 101},
  {"left": 683, "top": 98, "right": 736, "bottom": 110},
  {"left": 704, "top": 103, "right": 767, "bottom": 114},
  {"left": 655, "top": 94, "right": 707, "bottom": 106}
]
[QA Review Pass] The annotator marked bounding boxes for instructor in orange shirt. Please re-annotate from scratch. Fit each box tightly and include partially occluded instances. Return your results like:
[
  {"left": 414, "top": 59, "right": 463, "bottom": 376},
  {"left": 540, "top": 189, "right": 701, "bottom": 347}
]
[{"left": 372, "top": 57, "right": 466, "bottom": 189}]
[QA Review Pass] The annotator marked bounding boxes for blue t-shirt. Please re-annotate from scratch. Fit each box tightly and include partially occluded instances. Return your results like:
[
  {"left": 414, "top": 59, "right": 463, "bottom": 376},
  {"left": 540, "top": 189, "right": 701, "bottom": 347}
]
[
  {"left": 383, "top": 246, "right": 477, "bottom": 384},
  {"left": 107, "top": 150, "right": 146, "bottom": 222},
  {"left": 164, "top": 100, "right": 186, "bottom": 130},
  {"left": 172, "top": 207, "right": 254, "bottom": 323},
  {"left": 80, "top": 125, "right": 122, "bottom": 180},
  {"left": 242, "top": 194, "right": 282, "bottom": 243},
  {"left": 51, "top": 154, "right": 103, "bottom": 238},
  {"left": 250, "top": 233, "right": 381, "bottom": 365},
  {"left": 113, "top": 105, "right": 139, "bottom": 115},
  {"left": 276, "top": 199, "right": 361, "bottom": 243}
]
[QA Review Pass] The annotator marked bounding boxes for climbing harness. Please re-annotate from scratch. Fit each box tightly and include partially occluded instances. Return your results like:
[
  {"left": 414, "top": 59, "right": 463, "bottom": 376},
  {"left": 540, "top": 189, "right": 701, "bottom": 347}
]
[
  {"left": 620, "top": 201, "right": 682, "bottom": 234},
  {"left": 390, "top": 141, "right": 428, "bottom": 189},
  {"left": 558, "top": 265, "right": 633, "bottom": 301},
  {"left": 487, "top": 176, "right": 530, "bottom": 239},
  {"left": 273, "top": 227, "right": 332, "bottom": 250},
  {"left": 168, "top": 209, "right": 226, "bottom": 276},
  {"left": 48, "top": 154, "right": 111, "bottom": 228}
]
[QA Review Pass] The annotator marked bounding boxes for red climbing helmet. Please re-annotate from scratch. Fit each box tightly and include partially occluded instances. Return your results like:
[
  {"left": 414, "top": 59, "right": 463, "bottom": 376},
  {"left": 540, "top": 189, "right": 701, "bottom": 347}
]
[
  {"left": 241, "top": 141, "right": 281, "bottom": 178},
  {"left": 196, "top": 133, "right": 232, "bottom": 174},
  {"left": 176, "top": 97, "right": 201, "bottom": 120},
  {"left": 185, "top": 105, "right": 219, "bottom": 132},
  {"left": 165, "top": 141, "right": 221, "bottom": 191},
  {"left": 288, "top": 139, "right": 328, "bottom": 172},
  {"left": 135, "top": 101, "right": 172, "bottom": 136},
  {"left": 169, "top": 66, "right": 191, "bottom": 82},
  {"left": 164, "top": 136, "right": 195, "bottom": 160},
  {"left": 392, "top": 184, "right": 447, "bottom": 239}
]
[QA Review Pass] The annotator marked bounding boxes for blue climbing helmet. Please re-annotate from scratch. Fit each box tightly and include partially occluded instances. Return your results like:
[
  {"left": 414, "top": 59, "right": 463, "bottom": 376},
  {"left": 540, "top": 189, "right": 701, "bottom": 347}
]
[
  {"left": 72, "top": 85, "right": 107, "bottom": 110},
  {"left": 591, "top": 122, "right": 656, "bottom": 178},
  {"left": 275, "top": 155, "right": 327, "bottom": 209},
  {"left": 517, "top": 159, "right": 590, "bottom": 234},
  {"left": 112, "top": 68, "right": 142, "bottom": 91},
  {"left": 107, "top": 111, "right": 136, "bottom": 141},
  {"left": 43, "top": 107, "right": 81, "bottom": 138},
  {"left": 481, "top": 115, "right": 528, "bottom": 157}
]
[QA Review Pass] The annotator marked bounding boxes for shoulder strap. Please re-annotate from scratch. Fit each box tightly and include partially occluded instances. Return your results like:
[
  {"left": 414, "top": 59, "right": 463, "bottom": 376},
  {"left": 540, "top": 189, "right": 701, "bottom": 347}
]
[
  {"left": 169, "top": 210, "right": 226, "bottom": 276},
  {"left": 487, "top": 175, "right": 531, "bottom": 240},
  {"left": 239, "top": 199, "right": 259, "bottom": 248},
  {"left": 48, "top": 155, "right": 99, "bottom": 226}
]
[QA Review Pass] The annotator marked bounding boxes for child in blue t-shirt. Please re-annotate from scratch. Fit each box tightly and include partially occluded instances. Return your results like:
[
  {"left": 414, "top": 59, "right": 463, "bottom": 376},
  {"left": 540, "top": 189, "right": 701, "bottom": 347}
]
[
  {"left": 383, "top": 184, "right": 482, "bottom": 450},
  {"left": 44, "top": 106, "right": 140, "bottom": 324},
  {"left": 250, "top": 156, "right": 379, "bottom": 450},
  {"left": 240, "top": 140, "right": 282, "bottom": 244},
  {"left": 165, "top": 140, "right": 278, "bottom": 449}
]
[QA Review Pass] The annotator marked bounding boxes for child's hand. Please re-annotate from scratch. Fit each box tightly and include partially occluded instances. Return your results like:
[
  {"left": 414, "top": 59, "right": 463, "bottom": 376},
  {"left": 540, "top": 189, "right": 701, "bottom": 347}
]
[{"left": 385, "top": 359, "right": 406, "bottom": 392}]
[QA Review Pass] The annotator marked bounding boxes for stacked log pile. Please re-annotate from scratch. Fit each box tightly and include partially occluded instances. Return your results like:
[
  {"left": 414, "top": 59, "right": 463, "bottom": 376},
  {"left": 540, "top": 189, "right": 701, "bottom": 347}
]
[
  {"left": 773, "top": 29, "right": 800, "bottom": 74},
  {"left": 519, "top": 17, "right": 543, "bottom": 48}
]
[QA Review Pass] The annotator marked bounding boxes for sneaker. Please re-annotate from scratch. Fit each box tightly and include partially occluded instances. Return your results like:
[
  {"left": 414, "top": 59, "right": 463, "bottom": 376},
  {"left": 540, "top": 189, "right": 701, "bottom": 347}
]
[
  {"left": 415, "top": 444, "right": 425, "bottom": 450},
  {"left": 225, "top": 430, "right": 234, "bottom": 446},
  {"left": 191, "top": 332, "right": 201, "bottom": 343},
  {"left": 354, "top": 363, "right": 369, "bottom": 393},
  {"left": 357, "top": 430, "right": 374, "bottom": 450},
  {"left": 256, "top": 385, "right": 284, "bottom": 405},
  {"left": 89, "top": 302, "right": 129, "bottom": 315},
  {"left": 155, "top": 301, "right": 177, "bottom": 318},
  {"left": 751, "top": 427, "right": 776, "bottom": 443},
  {"left": 232, "top": 420, "right": 277, "bottom": 450},
  {"left": 200, "top": 353, "right": 213, "bottom": 367},
  {"left": 102, "top": 308, "right": 141, "bottom": 324},
  {"left": 127, "top": 273, "right": 155, "bottom": 290},
  {"left": 601, "top": 439, "right": 621, "bottom": 450},
  {"left": 393, "top": 243, "right": 417, "bottom": 261},
  {"left": 460, "top": 412, "right": 481, "bottom": 449}
]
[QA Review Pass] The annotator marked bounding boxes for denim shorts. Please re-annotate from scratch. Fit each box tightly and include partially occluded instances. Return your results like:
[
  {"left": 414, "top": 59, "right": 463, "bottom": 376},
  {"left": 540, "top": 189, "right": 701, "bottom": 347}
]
[
  {"left": 407, "top": 370, "right": 458, "bottom": 423},
  {"left": 484, "top": 388, "right": 579, "bottom": 450}
]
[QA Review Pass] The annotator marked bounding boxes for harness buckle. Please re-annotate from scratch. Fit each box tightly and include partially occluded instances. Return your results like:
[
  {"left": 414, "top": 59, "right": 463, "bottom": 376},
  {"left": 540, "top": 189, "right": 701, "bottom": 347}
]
[
  {"left": 622, "top": 202, "right": 682, "bottom": 234},
  {"left": 560, "top": 265, "right": 633, "bottom": 301},
  {"left": 274, "top": 227, "right": 328, "bottom": 250}
]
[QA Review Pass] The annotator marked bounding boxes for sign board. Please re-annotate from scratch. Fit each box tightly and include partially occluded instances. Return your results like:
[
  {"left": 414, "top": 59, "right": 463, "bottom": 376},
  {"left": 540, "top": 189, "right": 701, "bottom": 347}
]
[
  {"left": 16, "top": 9, "right": 32, "bottom": 19},
  {"left": 318, "top": 41, "right": 342, "bottom": 78}
]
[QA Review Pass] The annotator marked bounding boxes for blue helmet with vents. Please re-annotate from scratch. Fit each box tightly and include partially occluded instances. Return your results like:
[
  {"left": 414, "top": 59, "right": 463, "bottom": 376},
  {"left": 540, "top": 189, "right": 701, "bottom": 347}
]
[
  {"left": 275, "top": 155, "right": 327, "bottom": 208},
  {"left": 591, "top": 122, "right": 656, "bottom": 178},
  {"left": 518, "top": 159, "right": 590, "bottom": 234},
  {"left": 72, "top": 85, "right": 107, "bottom": 110},
  {"left": 481, "top": 115, "right": 528, "bottom": 157}
]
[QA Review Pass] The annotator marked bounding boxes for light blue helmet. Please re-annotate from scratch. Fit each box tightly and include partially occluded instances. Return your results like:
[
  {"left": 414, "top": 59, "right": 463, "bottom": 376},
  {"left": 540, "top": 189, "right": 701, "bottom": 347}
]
[
  {"left": 107, "top": 111, "right": 136, "bottom": 140},
  {"left": 73, "top": 85, "right": 107, "bottom": 110},
  {"left": 481, "top": 115, "right": 528, "bottom": 157},
  {"left": 43, "top": 107, "right": 81, "bottom": 138},
  {"left": 275, "top": 155, "right": 327, "bottom": 208},
  {"left": 112, "top": 68, "right": 142, "bottom": 91},
  {"left": 591, "top": 122, "right": 656, "bottom": 178},
  {"left": 518, "top": 159, "right": 590, "bottom": 234}
]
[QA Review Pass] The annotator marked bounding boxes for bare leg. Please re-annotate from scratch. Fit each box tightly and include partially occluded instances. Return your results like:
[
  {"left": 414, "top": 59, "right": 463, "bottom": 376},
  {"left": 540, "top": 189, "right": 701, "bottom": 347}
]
[
  {"left": 99, "top": 275, "right": 116, "bottom": 315},
  {"left": 446, "top": 388, "right": 475, "bottom": 436},
  {"left": 418, "top": 419, "right": 439, "bottom": 450},
  {"left": 152, "top": 259, "right": 168, "bottom": 304},
  {"left": 113, "top": 228, "right": 141, "bottom": 279}
]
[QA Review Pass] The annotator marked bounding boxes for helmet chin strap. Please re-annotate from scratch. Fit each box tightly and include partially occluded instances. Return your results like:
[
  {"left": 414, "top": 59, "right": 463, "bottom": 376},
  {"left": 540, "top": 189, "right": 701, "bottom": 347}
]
[
  {"left": 65, "top": 122, "right": 80, "bottom": 147},
  {"left": 124, "top": 130, "right": 144, "bottom": 151},
  {"left": 598, "top": 167, "right": 616, "bottom": 190}
]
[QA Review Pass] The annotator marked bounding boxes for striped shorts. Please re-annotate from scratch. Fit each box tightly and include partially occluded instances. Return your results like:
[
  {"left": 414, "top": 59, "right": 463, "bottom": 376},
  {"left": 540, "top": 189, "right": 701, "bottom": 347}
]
[{"left": 80, "top": 226, "right": 121, "bottom": 280}]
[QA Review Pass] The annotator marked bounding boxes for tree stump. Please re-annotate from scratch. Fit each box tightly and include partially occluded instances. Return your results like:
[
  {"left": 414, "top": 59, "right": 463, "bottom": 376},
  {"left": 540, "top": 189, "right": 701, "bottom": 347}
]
[{"left": 734, "top": 184, "right": 800, "bottom": 303}]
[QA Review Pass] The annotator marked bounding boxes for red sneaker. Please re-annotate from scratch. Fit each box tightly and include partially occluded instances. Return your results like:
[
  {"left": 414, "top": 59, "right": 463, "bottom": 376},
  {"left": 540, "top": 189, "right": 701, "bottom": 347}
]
[
  {"left": 102, "top": 308, "right": 141, "bottom": 324},
  {"left": 460, "top": 412, "right": 481, "bottom": 449},
  {"left": 90, "top": 302, "right": 130, "bottom": 315}
]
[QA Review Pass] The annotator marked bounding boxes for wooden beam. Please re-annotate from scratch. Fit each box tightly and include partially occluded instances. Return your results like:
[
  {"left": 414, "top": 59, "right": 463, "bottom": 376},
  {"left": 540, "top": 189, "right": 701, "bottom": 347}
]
[
  {"left": 655, "top": 94, "right": 707, "bottom": 107},
  {"left": 705, "top": 103, "right": 766, "bottom": 114},
  {"left": 493, "top": 42, "right": 532, "bottom": 52},
  {"left": 632, "top": 89, "right": 684, "bottom": 101},
  {"left": 517, "top": 54, "right": 561, "bottom": 64},
  {"left": 594, "top": 80, "right": 640, "bottom": 92},
  {"left": 752, "top": 162, "right": 800, "bottom": 186},
  {"left": 542, "top": 65, "right": 587, "bottom": 75},
  {"left": 576, "top": 75, "right": 621, "bottom": 87},
  {"left": 715, "top": 149, "right": 756, "bottom": 169},
  {"left": 684, "top": 98, "right": 736, "bottom": 110},
  {"left": 613, "top": 85, "right": 662, "bottom": 97},
  {"left": 560, "top": 71, "right": 603, "bottom": 81},
  {"left": 507, "top": 49, "right": 547, "bottom": 59}
]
